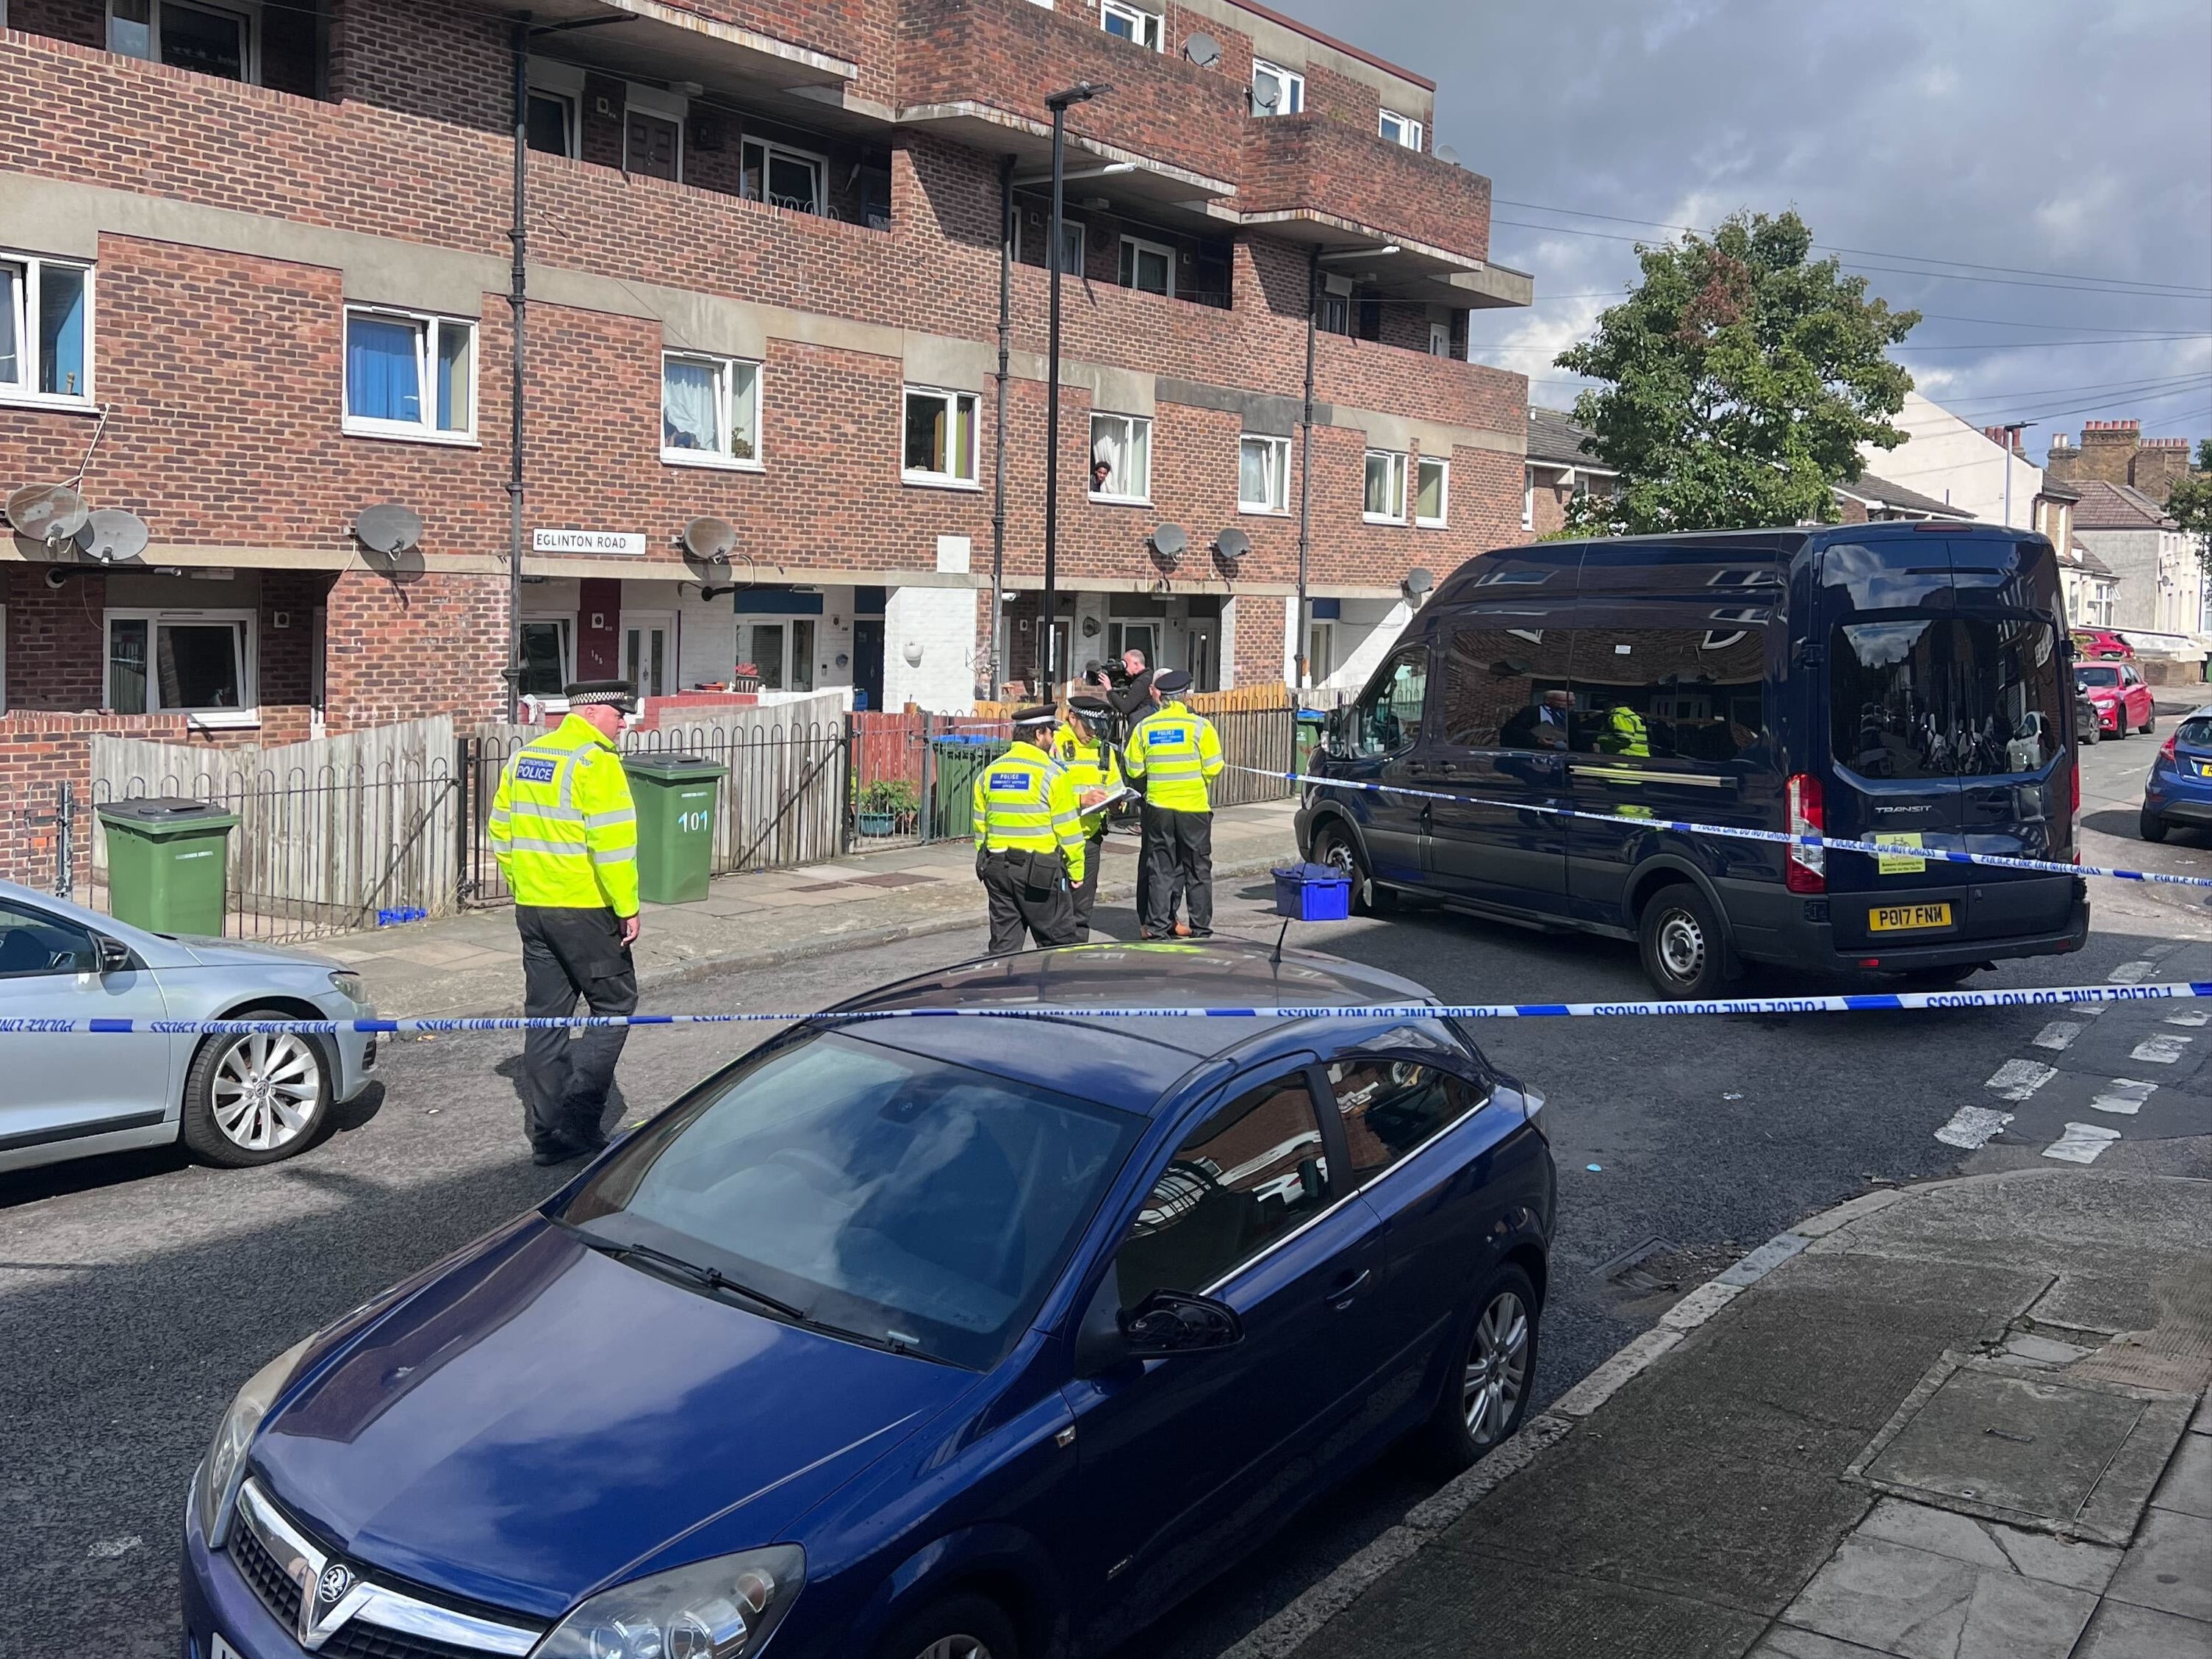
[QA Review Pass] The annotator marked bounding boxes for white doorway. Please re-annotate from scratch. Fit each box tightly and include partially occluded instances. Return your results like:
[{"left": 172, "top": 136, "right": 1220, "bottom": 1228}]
[
  {"left": 1307, "top": 621, "right": 1335, "bottom": 687},
  {"left": 1183, "top": 621, "right": 1217, "bottom": 692},
  {"left": 622, "top": 610, "right": 677, "bottom": 699},
  {"left": 1107, "top": 621, "right": 1159, "bottom": 668}
]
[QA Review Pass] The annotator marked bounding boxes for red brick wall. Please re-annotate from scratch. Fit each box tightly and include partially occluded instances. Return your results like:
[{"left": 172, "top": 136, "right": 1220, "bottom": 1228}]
[
  {"left": 1302, "top": 62, "right": 1382, "bottom": 135},
  {"left": 0, "top": 712, "right": 193, "bottom": 886},
  {"left": 1235, "top": 592, "right": 1286, "bottom": 685},
  {"left": 1241, "top": 115, "right": 1487, "bottom": 262}
]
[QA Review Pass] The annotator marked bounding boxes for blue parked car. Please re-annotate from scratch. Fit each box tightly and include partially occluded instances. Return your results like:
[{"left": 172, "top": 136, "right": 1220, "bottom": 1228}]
[
  {"left": 2141, "top": 706, "right": 2212, "bottom": 843},
  {"left": 182, "top": 940, "right": 1554, "bottom": 1659}
]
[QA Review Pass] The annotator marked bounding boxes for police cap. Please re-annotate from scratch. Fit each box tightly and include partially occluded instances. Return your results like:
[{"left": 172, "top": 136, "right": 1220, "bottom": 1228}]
[
  {"left": 1152, "top": 669, "right": 1193, "bottom": 695},
  {"left": 1011, "top": 704, "right": 1058, "bottom": 728},
  {"left": 565, "top": 679, "right": 638, "bottom": 712},
  {"left": 1066, "top": 695, "right": 1111, "bottom": 718}
]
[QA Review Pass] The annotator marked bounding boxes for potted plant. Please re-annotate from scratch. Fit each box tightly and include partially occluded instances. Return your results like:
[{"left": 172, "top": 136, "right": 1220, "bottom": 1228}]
[
  {"left": 855, "top": 777, "right": 919, "bottom": 836},
  {"left": 731, "top": 660, "right": 763, "bottom": 693}
]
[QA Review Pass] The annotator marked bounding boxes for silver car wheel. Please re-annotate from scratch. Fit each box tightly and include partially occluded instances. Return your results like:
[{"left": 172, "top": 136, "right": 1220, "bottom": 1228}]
[
  {"left": 916, "top": 1639, "right": 994, "bottom": 1659},
  {"left": 1656, "top": 909, "right": 1706, "bottom": 983},
  {"left": 210, "top": 1033, "right": 324, "bottom": 1153},
  {"left": 1462, "top": 1289, "right": 1529, "bottom": 1445}
]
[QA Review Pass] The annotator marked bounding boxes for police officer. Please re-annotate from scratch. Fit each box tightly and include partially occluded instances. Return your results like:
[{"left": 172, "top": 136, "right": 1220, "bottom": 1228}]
[
  {"left": 1123, "top": 669, "right": 1224, "bottom": 940},
  {"left": 972, "top": 705, "right": 1086, "bottom": 953},
  {"left": 487, "top": 681, "right": 642, "bottom": 1165},
  {"left": 1054, "top": 694, "right": 1125, "bottom": 937}
]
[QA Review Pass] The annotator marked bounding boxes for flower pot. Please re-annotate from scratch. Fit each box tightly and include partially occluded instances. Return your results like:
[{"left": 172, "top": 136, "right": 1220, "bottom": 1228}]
[{"left": 856, "top": 810, "right": 897, "bottom": 836}]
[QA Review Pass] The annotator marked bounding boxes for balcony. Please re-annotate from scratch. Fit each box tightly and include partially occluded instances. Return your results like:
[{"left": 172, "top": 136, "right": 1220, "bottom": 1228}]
[
  {"left": 1237, "top": 115, "right": 1525, "bottom": 307},
  {"left": 898, "top": 0, "right": 1242, "bottom": 204}
]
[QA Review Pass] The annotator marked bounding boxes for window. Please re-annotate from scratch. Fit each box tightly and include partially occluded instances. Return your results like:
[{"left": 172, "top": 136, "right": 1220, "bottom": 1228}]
[
  {"left": 1054, "top": 220, "right": 1086, "bottom": 277},
  {"left": 1100, "top": 0, "right": 1162, "bottom": 50},
  {"left": 1443, "top": 625, "right": 1573, "bottom": 751},
  {"left": 1352, "top": 645, "right": 1428, "bottom": 756},
  {"left": 1570, "top": 627, "right": 1768, "bottom": 764},
  {"left": 1834, "top": 616, "right": 2061, "bottom": 780},
  {"left": 343, "top": 308, "right": 476, "bottom": 442},
  {"left": 1521, "top": 467, "right": 1537, "bottom": 532},
  {"left": 109, "top": 1, "right": 253, "bottom": 82},
  {"left": 0, "top": 900, "right": 100, "bottom": 980},
  {"left": 1415, "top": 456, "right": 1448, "bottom": 526},
  {"left": 1379, "top": 108, "right": 1422, "bottom": 148},
  {"left": 626, "top": 110, "right": 682, "bottom": 183},
  {"left": 517, "top": 617, "right": 573, "bottom": 699},
  {"left": 1252, "top": 60, "right": 1304, "bottom": 115},
  {"left": 1118, "top": 236, "right": 1174, "bottom": 298},
  {"left": 107, "top": 610, "right": 256, "bottom": 722},
  {"left": 742, "top": 138, "right": 826, "bottom": 215},
  {"left": 527, "top": 90, "right": 577, "bottom": 158},
  {"left": 1429, "top": 320, "right": 1451, "bottom": 358},
  {"left": 1306, "top": 620, "right": 1335, "bottom": 684},
  {"left": 0, "top": 254, "right": 93, "bottom": 403},
  {"left": 1323, "top": 1053, "right": 1473, "bottom": 1179},
  {"left": 1089, "top": 412, "right": 1152, "bottom": 502},
  {"left": 1240, "top": 434, "right": 1290, "bottom": 514},
  {"left": 1363, "top": 449, "right": 1407, "bottom": 523},
  {"left": 1115, "top": 1070, "right": 1332, "bottom": 1311},
  {"left": 736, "top": 614, "right": 817, "bottom": 692},
  {"left": 661, "top": 353, "right": 761, "bottom": 468},
  {"left": 903, "top": 386, "right": 979, "bottom": 486}
]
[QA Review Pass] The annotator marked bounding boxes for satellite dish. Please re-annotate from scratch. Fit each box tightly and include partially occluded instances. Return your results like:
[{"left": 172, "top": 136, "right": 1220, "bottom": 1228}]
[
  {"left": 1435, "top": 144, "right": 1460, "bottom": 165},
  {"left": 1183, "top": 31, "right": 1221, "bottom": 68},
  {"left": 681, "top": 515, "right": 739, "bottom": 562},
  {"left": 1402, "top": 567, "right": 1436, "bottom": 600},
  {"left": 1213, "top": 526, "right": 1251, "bottom": 562},
  {"left": 76, "top": 508, "right": 150, "bottom": 564},
  {"left": 6, "top": 483, "right": 89, "bottom": 544},
  {"left": 1149, "top": 523, "right": 1188, "bottom": 562},
  {"left": 352, "top": 502, "right": 424, "bottom": 557}
]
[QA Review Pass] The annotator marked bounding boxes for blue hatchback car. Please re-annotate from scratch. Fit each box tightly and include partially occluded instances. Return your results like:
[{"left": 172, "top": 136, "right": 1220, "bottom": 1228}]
[
  {"left": 182, "top": 940, "right": 1554, "bottom": 1659},
  {"left": 2141, "top": 706, "right": 2212, "bottom": 843}
]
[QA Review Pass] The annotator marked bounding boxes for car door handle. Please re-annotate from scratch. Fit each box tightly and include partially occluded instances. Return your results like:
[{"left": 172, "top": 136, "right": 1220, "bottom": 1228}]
[{"left": 1326, "top": 1268, "right": 1372, "bottom": 1310}]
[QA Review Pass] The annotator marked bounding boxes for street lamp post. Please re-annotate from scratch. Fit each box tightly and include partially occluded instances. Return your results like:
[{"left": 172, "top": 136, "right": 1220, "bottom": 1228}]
[
  {"left": 1041, "top": 81, "right": 1107, "bottom": 695},
  {"left": 1996, "top": 420, "right": 2036, "bottom": 529}
]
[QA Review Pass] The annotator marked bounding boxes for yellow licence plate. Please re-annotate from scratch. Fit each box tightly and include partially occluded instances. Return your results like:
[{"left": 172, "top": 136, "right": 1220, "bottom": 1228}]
[{"left": 1870, "top": 903, "right": 1953, "bottom": 933}]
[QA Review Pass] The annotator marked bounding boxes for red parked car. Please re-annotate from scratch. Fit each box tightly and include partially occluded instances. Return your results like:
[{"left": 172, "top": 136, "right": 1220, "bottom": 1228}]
[
  {"left": 2076, "top": 661, "right": 2157, "bottom": 737},
  {"left": 2071, "top": 627, "right": 2136, "bottom": 662}
]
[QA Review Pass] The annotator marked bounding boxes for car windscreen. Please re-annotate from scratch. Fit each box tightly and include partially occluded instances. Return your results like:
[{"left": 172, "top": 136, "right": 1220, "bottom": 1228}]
[
  {"left": 559, "top": 1031, "right": 1143, "bottom": 1370},
  {"left": 2075, "top": 666, "right": 2121, "bottom": 688},
  {"left": 1831, "top": 616, "right": 2062, "bottom": 780}
]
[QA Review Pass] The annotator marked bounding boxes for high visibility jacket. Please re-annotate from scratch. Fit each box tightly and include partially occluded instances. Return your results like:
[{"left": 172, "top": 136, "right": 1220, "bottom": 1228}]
[
  {"left": 1593, "top": 705, "right": 1650, "bottom": 759},
  {"left": 1124, "top": 700, "right": 1224, "bottom": 811},
  {"left": 1052, "top": 723, "right": 1124, "bottom": 834},
  {"left": 487, "top": 715, "right": 641, "bottom": 915},
  {"left": 972, "top": 742, "right": 1086, "bottom": 884}
]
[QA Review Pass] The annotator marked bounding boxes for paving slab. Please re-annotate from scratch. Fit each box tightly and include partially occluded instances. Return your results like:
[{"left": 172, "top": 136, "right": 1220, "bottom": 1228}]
[
  {"left": 1852, "top": 1498, "right": 2120, "bottom": 1594},
  {"left": 2102, "top": 1507, "right": 2212, "bottom": 1622},
  {"left": 2150, "top": 1431, "right": 2212, "bottom": 1519},
  {"left": 1780, "top": 1534, "right": 2098, "bottom": 1659},
  {"left": 2072, "top": 1597, "right": 2212, "bottom": 1659}
]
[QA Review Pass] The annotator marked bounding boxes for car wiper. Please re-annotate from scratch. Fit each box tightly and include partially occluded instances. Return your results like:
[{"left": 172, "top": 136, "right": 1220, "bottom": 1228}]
[{"left": 574, "top": 1231, "right": 810, "bottom": 1323}]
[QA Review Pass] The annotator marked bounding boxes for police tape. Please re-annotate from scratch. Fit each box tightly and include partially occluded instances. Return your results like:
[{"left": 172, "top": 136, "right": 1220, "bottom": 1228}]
[
  {"left": 1245, "top": 766, "right": 2212, "bottom": 890},
  {"left": 4, "top": 980, "right": 2208, "bottom": 1037}
]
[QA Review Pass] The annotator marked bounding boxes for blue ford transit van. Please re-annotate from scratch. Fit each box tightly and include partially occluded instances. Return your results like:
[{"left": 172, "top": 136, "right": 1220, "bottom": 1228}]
[{"left": 1294, "top": 524, "right": 2089, "bottom": 996}]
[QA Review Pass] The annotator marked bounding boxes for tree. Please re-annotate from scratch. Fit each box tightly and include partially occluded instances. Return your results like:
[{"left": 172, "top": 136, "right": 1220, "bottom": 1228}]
[
  {"left": 1556, "top": 210, "right": 1920, "bottom": 536},
  {"left": 2163, "top": 440, "right": 2212, "bottom": 576}
]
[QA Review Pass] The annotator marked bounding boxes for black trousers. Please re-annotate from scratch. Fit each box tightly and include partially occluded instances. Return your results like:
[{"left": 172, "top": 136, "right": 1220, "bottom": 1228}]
[
  {"left": 1140, "top": 805, "right": 1213, "bottom": 936},
  {"left": 980, "top": 849, "right": 1080, "bottom": 955},
  {"left": 516, "top": 905, "right": 637, "bottom": 1153},
  {"left": 1070, "top": 833, "right": 1106, "bottom": 936}
]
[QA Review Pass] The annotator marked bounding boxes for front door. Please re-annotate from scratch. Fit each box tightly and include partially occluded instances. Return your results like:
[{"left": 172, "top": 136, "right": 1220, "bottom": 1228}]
[
  {"left": 1064, "top": 1065, "right": 1385, "bottom": 1651},
  {"left": 1424, "top": 617, "right": 1571, "bottom": 912},
  {"left": 852, "top": 619, "right": 885, "bottom": 712},
  {"left": 0, "top": 898, "right": 174, "bottom": 1163},
  {"left": 621, "top": 611, "right": 676, "bottom": 700},
  {"left": 1184, "top": 622, "right": 1217, "bottom": 692}
]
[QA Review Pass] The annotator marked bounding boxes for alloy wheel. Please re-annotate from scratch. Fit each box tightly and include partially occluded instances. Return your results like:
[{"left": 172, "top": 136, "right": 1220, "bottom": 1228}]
[
  {"left": 1655, "top": 909, "right": 1706, "bottom": 984},
  {"left": 916, "top": 1639, "right": 995, "bottom": 1659},
  {"left": 1462, "top": 1289, "right": 1529, "bottom": 1445},
  {"left": 210, "top": 1033, "right": 324, "bottom": 1153}
]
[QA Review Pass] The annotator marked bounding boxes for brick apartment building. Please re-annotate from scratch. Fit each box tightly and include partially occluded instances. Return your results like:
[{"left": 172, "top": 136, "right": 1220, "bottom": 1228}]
[
  {"left": 0, "top": 0, "right": 1531, "bottom": 745},
  {"left": 2046, "top": 420, "right": 2203, "bottom": 509}
]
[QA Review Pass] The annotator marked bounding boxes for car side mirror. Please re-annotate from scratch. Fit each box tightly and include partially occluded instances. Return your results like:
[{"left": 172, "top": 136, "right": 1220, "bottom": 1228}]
[
  {"left": 1121, "top": 1289, "right": 1244, "bottom": 1358},
  {"left": 96, "top": 937, "right": 133, "bottom": 975}
]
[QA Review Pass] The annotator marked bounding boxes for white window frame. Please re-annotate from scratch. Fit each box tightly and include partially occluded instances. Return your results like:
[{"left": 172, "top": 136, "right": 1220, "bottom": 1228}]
[
  {"left": 1379, "top": 108, "right": 1422, "bottom": 148},
  {"left": 734, "top": 612, "right": 817, "bottom": 693},
  {"left": 661, "top": 351, "right": 764, "bottom": 471},
  {"left": 342, "top": 306, "right": 478, "bottom": 445},
  {"left": 517, "top": 613, "right": 577, "bottom": 707},
  {"left": 1100, "top": 0, "right": 1162, "bottom": 50},
  {"left": 526, "top": 88, "right": 580, "bottom": 160},
  {"left": 902, "top": 384, "right": 981, "bottom": 489},
  {"left": 1415, "top": 455, "right": 1449, "bottom": 528},
  {"left": 104, "top": 607, "right": 259, "bottom": 726},
  {"left": 107, "top": 0, "right": 259, "bottom": 83},
  {"left": 1119, "top": 234, "right": 1176, "bottom": 298},
  {"left": 1428, "top": 320, "right": 1451, "bottom": 358},
  {"left": 1239, "top": 434, "right": 1291, "bottom": 515},
  {"left": 0, "top": 252, "right": 96, "bottom": 407},
  {"left": 1251, "top": 60, "right": 1304, "bottom": 115},
  {"left": 1088, "top": 412, "right": 1152, "bottom": 504},
  {"left": 1363, "top": 449, "right": 1408, "bottom": 524},
  {"left": 1055, "top": 219, "right": 1087, "bottom": 277},
  {"left": 743, "top": 135, "right": 830, "bottom": 215},
  {"left": 1522, "top": 466, "right": 1537, "bottom": 532}
]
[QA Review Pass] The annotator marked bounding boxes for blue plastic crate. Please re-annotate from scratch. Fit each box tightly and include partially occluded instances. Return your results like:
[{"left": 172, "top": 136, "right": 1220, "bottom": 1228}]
[{"left": 1272, "top": 864, "right": 1351, "bottom": 922}]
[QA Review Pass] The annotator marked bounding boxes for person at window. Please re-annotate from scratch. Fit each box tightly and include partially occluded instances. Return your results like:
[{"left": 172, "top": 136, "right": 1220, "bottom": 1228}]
[
  {"left": 1091, "top": 457, "right": 1113, "bottom": 495},
  {"left": 1499, "top": 688, "right": 1573, "bottom": 750},
  {"left": 972, "top": 705, "right": 1086, "bottom": 954}
]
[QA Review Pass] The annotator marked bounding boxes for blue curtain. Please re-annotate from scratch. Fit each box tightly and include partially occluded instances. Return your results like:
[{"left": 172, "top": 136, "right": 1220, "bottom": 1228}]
[{"left": 348, "top": 316, "right": 421, "bottom": 423}]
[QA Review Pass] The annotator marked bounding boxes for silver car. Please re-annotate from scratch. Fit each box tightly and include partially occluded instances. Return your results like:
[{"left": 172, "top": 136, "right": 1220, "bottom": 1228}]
[{"left": 0, "top": 878, "right": 378, "bottom": 1176}]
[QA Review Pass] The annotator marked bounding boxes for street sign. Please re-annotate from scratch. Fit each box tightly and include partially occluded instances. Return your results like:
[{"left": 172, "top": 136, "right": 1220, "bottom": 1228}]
[{"left": 533, "top": 529, "right": 644, "bottom": 556}]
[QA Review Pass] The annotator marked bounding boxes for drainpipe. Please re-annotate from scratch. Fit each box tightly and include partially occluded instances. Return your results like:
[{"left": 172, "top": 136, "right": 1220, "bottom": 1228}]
[
  {"left": 1296, "top": 245, "right": 1318, "bottom": 691},
  {"left": 991, "top": 154, "right": 1013, "bottom": 700},
  {"left": 506, "top": 15, "right": 529, "bottom": 723}
]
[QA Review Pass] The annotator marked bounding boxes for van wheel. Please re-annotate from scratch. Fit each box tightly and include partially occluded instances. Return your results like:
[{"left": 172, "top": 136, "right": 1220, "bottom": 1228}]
[
  {"left": 2140, "top": 809, "right": 2169, "bottom": 844},
  {"left": 1637, "top": 884, "right": 1728, "bottom": 999},
  {"left": 1315, "top": 827, "right": 1392, "bottom": 915}
]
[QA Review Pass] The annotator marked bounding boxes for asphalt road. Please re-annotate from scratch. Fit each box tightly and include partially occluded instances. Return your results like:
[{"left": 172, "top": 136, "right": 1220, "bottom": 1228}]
[{"left": 4, "top": 717, "right": 2207, "bottom": 1657}]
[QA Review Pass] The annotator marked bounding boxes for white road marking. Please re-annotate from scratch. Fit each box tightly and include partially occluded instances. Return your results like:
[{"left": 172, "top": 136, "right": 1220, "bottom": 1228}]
[
  {"left": 2129, "top": 1034, "right": 2194, "bottom": 1065},
  {"left": 2109, "top": 961, "right": 2155, "bottom": 983},
  {"left": 87, "top": 1536, "right": 142, "bottom": 1559},
  {"left": 1985, "top": 1059, "right": 2058, "bottom": 1101},
  {"left": 2032, "top": 1021, "right": 2082, "bottom": 1051},
  {"left": 2166, "top": 1010, "right": 2210, "bottom": 1028},
  {"left": 2069, "top": 1000, "right": 2108, "bottom": 1017},
  {"left": 2042, "top": 1122, "right": 2122, "bottom": 1164},
  {"left": 1936, "top": 1105, "right": 2014, "bottom": 1149},
  {"left": 2089, "top": 1080, "right": 2159, "bottom": 1117}
]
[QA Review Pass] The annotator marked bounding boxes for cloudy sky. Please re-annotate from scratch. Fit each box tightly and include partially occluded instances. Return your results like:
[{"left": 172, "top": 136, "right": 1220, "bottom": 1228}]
[{"left": 1285, "top": 0, "right": 2212, "bottom": 459}]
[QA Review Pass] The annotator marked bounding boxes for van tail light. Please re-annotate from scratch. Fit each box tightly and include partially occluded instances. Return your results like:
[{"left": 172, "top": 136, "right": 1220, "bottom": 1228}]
[{"left": 1785, "top": 773, "right": 1825, "bottom": 893}]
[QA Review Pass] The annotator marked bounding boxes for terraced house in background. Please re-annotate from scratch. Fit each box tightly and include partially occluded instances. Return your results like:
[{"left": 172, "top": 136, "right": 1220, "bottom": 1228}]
[{"left": 0, "top": 0, "right": 1531, "bottom": 742}]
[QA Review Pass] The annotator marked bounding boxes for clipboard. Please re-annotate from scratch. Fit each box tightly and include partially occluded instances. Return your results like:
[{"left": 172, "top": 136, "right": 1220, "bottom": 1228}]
[{"left": 1079, "top": 784, "right": 1137, "bottom": 820}]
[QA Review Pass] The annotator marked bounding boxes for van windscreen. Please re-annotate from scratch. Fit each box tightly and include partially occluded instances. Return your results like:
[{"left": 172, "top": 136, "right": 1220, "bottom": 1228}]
[{"left": 1831, "top": 617, "right": 2062, "bottom": 780}]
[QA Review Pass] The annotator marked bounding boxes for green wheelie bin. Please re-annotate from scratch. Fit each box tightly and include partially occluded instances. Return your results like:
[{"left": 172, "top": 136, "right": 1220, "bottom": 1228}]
[
  {"left": 622, "top": 754, "right": 728, "bottom": 905},
  {"left": 930, "top": 733, "right": 1010, "bottom": 842},
  {"left": 97, "top": 798, "right": 240, "bottom": 936}
]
